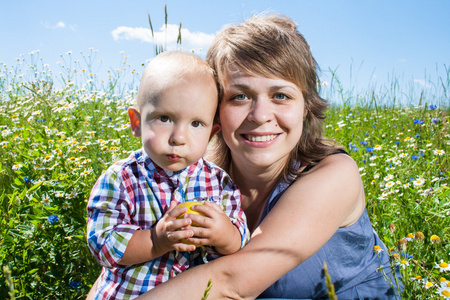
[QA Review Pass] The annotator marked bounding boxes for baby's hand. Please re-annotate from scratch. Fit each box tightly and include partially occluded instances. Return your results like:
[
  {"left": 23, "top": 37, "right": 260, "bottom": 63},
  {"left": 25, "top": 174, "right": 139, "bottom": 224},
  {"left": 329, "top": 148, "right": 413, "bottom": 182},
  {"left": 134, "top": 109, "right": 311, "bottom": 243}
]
[
  {"left": 152, "top": 201, "right": 197, "bottom": 256},
  {"left": 184, "top": 201, "right": 241, "bottom": 255}
]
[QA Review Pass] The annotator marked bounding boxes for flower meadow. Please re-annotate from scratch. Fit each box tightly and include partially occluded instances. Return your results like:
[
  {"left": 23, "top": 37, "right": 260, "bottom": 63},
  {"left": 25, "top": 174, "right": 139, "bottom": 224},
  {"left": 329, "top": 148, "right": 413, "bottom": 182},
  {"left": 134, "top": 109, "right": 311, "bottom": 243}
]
[{"left": 0, "top": 48, "right": 449, "bottom": 299}]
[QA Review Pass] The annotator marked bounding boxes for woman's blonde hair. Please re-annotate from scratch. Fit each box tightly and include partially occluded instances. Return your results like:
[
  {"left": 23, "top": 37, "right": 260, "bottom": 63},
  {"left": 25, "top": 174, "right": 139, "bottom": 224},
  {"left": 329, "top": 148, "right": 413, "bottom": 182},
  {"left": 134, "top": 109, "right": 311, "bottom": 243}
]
[{"left": 206, "top": 14, "right": 341, "bottom": 180}]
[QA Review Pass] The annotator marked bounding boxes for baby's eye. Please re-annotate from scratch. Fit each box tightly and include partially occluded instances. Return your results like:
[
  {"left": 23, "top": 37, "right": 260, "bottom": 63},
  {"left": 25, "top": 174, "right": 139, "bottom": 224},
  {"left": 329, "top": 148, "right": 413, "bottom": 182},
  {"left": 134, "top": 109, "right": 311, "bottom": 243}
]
[
  {"left": 191, "top": 121, "right": 202, "bottom": 128},
  {"left": 158, "top": 116, "right": 170, "bottom": 122},
  {"left": 274, "top": 93, "right": 289, "bottom": 101}
]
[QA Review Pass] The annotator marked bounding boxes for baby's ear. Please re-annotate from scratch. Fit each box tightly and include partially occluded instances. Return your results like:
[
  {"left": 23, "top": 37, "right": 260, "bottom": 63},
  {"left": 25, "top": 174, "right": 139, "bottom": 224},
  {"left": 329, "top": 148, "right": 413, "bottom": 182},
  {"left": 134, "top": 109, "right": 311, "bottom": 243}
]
[
  {"left": 128, "top": 107, "right": 141, "bottom": 137},
  {"left": 209, "top": 123, "right": 221, "bottom": 140}
]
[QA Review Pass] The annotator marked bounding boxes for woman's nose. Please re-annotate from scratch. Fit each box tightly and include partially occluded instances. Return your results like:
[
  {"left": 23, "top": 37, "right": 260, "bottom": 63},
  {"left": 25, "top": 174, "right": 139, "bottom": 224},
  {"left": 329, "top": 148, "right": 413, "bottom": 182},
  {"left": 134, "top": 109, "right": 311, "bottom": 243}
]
[
  {"left": 247, "top": 99, "right": 273, "bottom": 124},
  {"left": 169, "top": 125, "right": 186, "bottom": 146}
]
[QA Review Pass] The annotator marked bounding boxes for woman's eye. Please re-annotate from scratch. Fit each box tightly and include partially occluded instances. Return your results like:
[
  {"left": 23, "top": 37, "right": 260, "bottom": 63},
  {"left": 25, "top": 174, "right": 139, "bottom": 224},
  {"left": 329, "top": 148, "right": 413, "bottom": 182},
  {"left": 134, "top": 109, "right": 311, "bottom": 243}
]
[
  {"left": 231, "top": 94, "right": 248, "bottom": 101},
  {"left": 274, "top": 93, "right": 289, "bottom": 101},
  {"left": 158, "top": 116, "right": 170, "bottom": 122},
  {"left": 191, "top": 121, "right": 202, "bottom": 128}
]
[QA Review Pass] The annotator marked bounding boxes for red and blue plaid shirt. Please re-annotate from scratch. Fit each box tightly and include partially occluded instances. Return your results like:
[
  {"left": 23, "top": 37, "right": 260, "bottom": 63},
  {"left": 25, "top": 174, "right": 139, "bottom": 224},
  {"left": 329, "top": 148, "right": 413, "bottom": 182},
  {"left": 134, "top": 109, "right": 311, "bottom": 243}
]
[{"left": 87, "top": 148, "right": 249, "bottom": 299}]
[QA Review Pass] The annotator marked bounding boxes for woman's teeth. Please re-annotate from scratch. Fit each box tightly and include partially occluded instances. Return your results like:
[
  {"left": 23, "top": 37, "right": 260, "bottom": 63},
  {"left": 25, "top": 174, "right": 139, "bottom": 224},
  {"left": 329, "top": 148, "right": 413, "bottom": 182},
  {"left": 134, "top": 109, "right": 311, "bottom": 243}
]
[{"left": 245, "top": 134, "right": 277, "bottom": 142}]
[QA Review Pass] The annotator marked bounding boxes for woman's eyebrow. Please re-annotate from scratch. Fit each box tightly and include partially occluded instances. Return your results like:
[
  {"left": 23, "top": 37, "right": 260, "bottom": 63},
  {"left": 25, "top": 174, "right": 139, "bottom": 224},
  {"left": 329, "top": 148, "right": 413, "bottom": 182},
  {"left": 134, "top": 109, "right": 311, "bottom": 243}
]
[
  {"left": 228, "top": 83, "right": 250, "bottom": 89},
  {"left": 269, "top": 85, "right": 298, "bottom": 92}
]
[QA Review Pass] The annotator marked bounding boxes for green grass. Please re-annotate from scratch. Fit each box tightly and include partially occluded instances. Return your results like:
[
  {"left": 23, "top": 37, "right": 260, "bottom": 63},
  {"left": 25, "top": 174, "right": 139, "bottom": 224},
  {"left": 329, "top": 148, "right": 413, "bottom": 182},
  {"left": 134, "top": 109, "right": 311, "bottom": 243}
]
[{"left": 0, "top": 49, "right": 449, "bottom": 299}]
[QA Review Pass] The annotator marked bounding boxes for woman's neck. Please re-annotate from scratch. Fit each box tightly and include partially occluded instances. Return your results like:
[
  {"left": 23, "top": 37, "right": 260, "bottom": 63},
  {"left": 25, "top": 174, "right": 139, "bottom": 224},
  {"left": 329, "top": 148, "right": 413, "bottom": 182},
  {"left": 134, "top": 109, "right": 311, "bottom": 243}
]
[{"left": 229, "top": 161, "right": 283, "bottom": 233}]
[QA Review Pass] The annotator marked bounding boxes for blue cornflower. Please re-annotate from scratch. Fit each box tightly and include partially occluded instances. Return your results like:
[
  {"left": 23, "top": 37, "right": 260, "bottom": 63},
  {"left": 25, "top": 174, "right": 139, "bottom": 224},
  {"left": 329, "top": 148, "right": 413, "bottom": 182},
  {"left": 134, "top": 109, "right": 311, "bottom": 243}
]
[
  {"left": 47, "top": 214, "right": 59, "bottom": 224},
  {"left": 69, "top": 281, "right": 81, "bottom": 290},
  {"left": 395, "top": 142, "right": 400, "bottom": 145},
  {"left": 429, "top": 104, "right": 437, "bottom": 110},
  {"left": 366, "top": 147, "right": 374, "bottom": 152},
  {"left": 24, "top": 177, "right": 31, "bottom": 182},
  {"left": 352, "top": 147, "right": 359, "bottom": 151},
  {"left": 419, "top": 151, "right": 425, "bottom": 157},
  {"left": 415, "top": 134, "right": 420, "bottom": 138},
  {"left": 411, "top": 155, "right": 419, "bottom": 160},
  {"left": 365, "top": 132, "right": 369, "bottom": 136},
  {"left": 431, "top": 118, "right": 440, "bottom": 123},
  {"left": 360, "top": 141, "right": 368, "bottom": 145},
  {"left": 401, "top": 252, "right": 414, "bottom": 259},
  {"left": 413, "top": 119, "right": 424, "bottom": 125},
  {"left": 362, "top": 160, "right": 366, "bottom": 164}
]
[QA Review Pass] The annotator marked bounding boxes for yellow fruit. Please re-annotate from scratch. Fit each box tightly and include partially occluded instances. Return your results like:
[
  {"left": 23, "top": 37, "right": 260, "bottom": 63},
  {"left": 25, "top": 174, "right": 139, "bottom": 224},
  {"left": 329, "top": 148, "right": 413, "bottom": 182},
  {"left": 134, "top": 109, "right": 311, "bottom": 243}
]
[
  {"left": 175, "top": 201, "right": 205, "bottom": 247},
  {"left": 175, "top": 201, "right": 205, "bottom": 222}
]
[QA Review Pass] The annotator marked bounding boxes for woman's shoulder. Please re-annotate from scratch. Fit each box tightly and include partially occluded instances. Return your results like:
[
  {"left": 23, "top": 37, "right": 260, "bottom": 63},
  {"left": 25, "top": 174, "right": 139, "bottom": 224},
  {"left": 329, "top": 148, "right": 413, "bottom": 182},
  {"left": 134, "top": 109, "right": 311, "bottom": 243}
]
[
  {"left": 293, "top": 152, "right": 365, "bottom": 227},
  {"left": 302, "top": 151, "right": 360, "bottom": 178}
]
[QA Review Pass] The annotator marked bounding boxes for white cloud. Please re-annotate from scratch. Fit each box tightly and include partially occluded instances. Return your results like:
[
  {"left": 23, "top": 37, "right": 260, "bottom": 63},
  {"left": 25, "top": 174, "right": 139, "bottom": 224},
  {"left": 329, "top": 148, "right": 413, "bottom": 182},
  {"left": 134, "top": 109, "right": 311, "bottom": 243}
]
[
  {"left": 55, "top": 21, "right": 66, "bottom": 28},
  {"left": 42, "top": 21, "right": 66, "bottom": 29},
  {"left": 111, "top": 24, "right": 215, "bottom": 52},
  {"left": 414, "top": 79, "right": 432, "bottom": 88}
]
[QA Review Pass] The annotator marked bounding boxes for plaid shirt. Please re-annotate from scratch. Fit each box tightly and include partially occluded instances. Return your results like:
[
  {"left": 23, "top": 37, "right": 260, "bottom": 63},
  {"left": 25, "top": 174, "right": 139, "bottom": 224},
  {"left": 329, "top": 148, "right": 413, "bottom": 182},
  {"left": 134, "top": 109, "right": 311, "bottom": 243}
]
[{"left": 87, "top": 148, "right": 249, "bottom": 300}]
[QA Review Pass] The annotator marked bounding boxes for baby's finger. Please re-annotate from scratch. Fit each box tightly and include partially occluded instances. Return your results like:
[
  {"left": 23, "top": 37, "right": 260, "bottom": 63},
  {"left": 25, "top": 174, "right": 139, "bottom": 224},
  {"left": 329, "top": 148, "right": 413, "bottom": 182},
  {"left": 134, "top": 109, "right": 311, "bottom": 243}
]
[
  {"left": 184, "top": 236, "right": 209, "bottom": 247},
  {"left": 172, "top": 242, "right": 197, "bottom": 252},
  {"left": 167, "top": 218, "right": 192, "bottom": 232},
  {"left": 167, "top": 205, "right": 188, "bottom": 219},
  {"left": 191, "top": 202, "right": 220, "bottom": 218},
  {"left": 186, "top": 213, "right": 210, "bottom": 228},
  {"left": 167, "top": 227, "right": 194, "bottom": 241},
  {"left": 203, "top": 201, "right": 225, "bottom": 213},
  {"left": 166, "top": 200, "right": 178, "bottom": 212}
]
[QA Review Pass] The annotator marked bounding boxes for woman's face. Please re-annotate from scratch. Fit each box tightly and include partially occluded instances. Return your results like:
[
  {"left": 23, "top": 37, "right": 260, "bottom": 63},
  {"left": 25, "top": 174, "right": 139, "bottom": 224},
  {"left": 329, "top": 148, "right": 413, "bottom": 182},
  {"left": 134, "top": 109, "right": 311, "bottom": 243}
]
[{"left": 219, "top": 66, "right": 306, "bottom": 172}]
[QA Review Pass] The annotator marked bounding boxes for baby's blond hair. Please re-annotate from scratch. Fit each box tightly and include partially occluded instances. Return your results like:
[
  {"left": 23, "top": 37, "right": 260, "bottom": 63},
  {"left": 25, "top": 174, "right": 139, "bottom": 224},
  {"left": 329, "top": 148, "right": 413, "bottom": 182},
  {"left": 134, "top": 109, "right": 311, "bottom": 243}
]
[{"left": 136, "top": 51, "right": 216, "bottom": 110}]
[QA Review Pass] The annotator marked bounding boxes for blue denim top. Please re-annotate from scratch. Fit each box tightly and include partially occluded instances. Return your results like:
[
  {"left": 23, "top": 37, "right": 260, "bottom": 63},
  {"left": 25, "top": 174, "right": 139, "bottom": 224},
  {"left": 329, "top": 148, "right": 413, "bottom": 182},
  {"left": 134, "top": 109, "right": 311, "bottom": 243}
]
[{"left": 257, "top": 172, "right": 401, "bottom": 299}]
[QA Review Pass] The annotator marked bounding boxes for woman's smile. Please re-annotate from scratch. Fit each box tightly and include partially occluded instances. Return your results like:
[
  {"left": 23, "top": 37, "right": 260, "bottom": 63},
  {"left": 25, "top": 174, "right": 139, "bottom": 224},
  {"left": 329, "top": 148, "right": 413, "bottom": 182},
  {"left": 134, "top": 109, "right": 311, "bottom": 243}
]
[{"left": 243, "top": 133, "right": 279, "bottom": 142}]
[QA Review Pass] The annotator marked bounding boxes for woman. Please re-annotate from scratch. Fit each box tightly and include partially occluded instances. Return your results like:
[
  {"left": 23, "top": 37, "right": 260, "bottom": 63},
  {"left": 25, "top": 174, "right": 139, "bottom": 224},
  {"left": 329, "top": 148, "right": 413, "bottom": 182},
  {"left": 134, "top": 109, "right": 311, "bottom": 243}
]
[{"left": 91, "top": 14, "right": 401, "bottom": 299}]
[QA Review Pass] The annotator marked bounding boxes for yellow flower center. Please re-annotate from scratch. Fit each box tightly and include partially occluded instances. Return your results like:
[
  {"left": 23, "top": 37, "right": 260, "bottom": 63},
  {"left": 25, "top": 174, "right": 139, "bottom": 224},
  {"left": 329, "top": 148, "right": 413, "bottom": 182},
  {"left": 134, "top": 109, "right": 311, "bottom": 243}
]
[
  {"left": 415, "top": 276, "right": 422, "bottom": 280},
  {"left": 440, "top": 262, "right": 449, "bottom": 268},
  {"left": 406, "top": 233, "right": 414, "bottom": 239},
  {"left": 443, "top": 290, "right": 450, "bottom": 297},
  {"left": 400, "top": 260, "right": 407, "bottom": 265},
  {"left": 430, "top": 235, "right": 441, "bottom": 242},
  {"left": 425, "top": 282, "right": 433, "bottom": 287},
  {"left": 439, "top": 277, "right": 447, "bottom": 282}
]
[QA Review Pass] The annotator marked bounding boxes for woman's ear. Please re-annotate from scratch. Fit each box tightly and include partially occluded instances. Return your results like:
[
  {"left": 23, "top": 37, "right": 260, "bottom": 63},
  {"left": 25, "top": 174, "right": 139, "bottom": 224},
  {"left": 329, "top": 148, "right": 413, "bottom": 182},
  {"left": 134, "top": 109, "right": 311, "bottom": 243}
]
[
  {"left": 209, "top": 123, "right": 221, "bottom": 140},
  {"left": 128, "top": 107, "right": 142, "bottom": 137}
]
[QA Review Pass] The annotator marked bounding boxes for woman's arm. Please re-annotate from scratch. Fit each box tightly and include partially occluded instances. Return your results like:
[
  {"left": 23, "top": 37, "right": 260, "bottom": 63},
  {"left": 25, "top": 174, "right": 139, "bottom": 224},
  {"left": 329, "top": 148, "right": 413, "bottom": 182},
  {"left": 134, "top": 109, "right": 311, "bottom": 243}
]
[{"left": 135, "top": 154, "right": 365, "bottom": 299}]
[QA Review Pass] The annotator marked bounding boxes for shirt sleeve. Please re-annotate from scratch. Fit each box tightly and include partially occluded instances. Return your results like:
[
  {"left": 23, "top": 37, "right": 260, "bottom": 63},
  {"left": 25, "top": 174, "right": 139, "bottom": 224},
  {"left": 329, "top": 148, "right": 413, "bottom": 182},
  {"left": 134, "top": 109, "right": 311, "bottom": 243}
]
[
  {"left": 199, "top": 171, "right": 250, "bottom": 264},
  {"left": 86, "top": 167, "right": 141, "bottom": 269},
  {"left": 219, "top": 174, "right": 251, "bottom": 249}
]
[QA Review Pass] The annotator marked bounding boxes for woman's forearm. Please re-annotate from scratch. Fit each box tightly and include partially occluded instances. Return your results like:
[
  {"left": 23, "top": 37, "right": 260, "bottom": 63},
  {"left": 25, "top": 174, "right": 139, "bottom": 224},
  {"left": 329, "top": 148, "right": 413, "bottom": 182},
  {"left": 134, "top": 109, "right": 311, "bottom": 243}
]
[{"left": 135, "top": 233, "right": 299, "bottom": 300}]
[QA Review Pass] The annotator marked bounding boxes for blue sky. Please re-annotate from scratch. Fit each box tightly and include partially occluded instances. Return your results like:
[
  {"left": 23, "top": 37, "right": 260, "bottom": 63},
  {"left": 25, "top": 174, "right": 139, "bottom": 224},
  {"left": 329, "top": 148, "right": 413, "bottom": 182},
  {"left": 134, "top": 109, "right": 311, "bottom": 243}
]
[{"left": 2, "top": 0, "right": 450, "bottom": 95}]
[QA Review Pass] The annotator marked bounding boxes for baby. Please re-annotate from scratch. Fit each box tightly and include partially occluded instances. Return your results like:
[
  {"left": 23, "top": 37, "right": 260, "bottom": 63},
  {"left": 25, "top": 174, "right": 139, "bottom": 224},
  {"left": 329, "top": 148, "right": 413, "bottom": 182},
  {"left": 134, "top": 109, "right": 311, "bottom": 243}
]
[{"left": 87, "top": 51, "right": 249, "bottom": 299}]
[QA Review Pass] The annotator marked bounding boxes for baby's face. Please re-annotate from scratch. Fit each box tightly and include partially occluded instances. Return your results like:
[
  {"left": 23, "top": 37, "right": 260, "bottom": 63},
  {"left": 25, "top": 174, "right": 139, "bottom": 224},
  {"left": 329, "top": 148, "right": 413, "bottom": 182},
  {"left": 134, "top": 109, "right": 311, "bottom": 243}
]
[{"left": 137, "top": 73, "right": 219, "bottom": 171}]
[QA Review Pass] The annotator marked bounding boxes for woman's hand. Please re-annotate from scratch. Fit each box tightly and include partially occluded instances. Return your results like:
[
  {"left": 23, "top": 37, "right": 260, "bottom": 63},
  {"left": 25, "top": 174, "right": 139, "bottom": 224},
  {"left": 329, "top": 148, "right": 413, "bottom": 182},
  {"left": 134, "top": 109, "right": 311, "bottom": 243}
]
[{"left": 184, "top": 201, "right": 241, "bottom": 255}]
